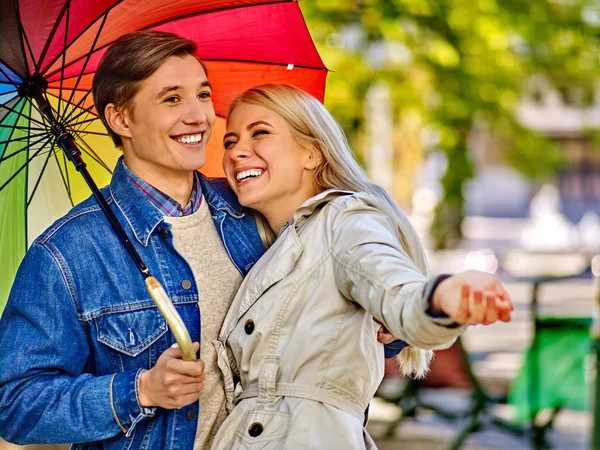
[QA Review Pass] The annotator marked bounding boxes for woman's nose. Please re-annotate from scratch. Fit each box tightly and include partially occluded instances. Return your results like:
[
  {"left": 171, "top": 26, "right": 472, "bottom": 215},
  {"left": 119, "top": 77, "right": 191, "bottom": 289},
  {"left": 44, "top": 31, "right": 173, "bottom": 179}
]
[{"left": 229, "top": 141, "right": 252, "bottom": 159}]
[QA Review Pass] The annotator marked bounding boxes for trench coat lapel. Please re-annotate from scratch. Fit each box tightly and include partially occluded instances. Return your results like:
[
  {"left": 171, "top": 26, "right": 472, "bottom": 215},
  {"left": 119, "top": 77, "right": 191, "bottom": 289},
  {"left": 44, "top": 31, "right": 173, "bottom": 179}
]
[{"left": 221, "top": 225, "right": 303, "bottom": 339}]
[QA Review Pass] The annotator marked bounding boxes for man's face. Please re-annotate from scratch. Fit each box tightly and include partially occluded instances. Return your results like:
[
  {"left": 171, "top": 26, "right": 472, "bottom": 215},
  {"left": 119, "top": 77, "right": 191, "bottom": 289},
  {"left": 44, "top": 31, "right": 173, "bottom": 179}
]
[{"left": 119, "top": 54, "right": 216, "bottom": 183}]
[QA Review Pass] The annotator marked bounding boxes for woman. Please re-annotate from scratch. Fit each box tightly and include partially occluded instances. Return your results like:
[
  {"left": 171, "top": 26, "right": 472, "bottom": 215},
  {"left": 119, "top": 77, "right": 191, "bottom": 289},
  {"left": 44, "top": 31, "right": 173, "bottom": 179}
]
[{"left": 211, "top": 84, "right": 512, "bottom": 449}]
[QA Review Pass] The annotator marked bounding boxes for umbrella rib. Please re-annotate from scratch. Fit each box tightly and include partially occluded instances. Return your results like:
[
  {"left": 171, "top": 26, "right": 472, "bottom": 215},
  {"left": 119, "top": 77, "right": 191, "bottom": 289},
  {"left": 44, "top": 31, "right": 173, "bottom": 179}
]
[
  {"left": 62, "top": 14, "right": 108, "bottom": 114},
  {"left": 35, "top": 2, "right": 71, "bottom": 75},
  {"left": 64, "top": 103, "right": 96, "bottom": 127},
  {"left": 1, "top": 100, "right": 47, "bottom": 128},
  {"left": 61, "top": 91, "right": 94, "bottom": 124},
  {"left": 0, "top": 131, "right": 48, "bottom": 146},
  {"left": 61, "top": 150, "right": 72, "bottom": 201},
  {"left": 27, "top": 146, "right": 55, "bottom": 207},
  {"left": 68, "top": 130, "right": 107, "bottom": 138},
  {"left": 0, "top": 139, "right": 54, "bottom": 193},
  {"left": 0, "top": 133, "right": 54, "bottom": 163},
  {"left": 75, "top": 136, "right": 113, "bottom": 173},
  {"left": 45, "top": 91, "right": 96, "bottom": 127},
  {"left": 68, "top": 117, "right": 98, "bottom": 128},
  {"left": 57, "top": 3, "right": 72, "bottom": 119},
  {"left": 200, "top": 58, "right": 329, "bottom": 71},
  {"left": 54, "top": 58, "right": 329, "bottom": 83},
  {"left": 19, "top": 21, "right": 38, "bottom": 77},
  {"left": 0, "top": 65, "right": 22, "bottom": 91},
  {"left": 0, "top": 124, "right": 33, "bottom": 132},
  {"left": 0, "top": 60, "right": 23, "bottom": 87},
  {"left": 44, "top": 0, "right": 296, "bottom": 79},
  {"left": 13, "top": 0, "right": 33, "bottom": 76},
  {"left": 51, "top": 148, "right": 74, "bottom": 207}
]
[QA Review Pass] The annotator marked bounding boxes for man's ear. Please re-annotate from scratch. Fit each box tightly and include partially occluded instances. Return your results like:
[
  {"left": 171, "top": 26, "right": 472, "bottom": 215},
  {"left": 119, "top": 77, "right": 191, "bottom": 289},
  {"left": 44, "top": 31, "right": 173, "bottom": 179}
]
[
  {"left": 304, "top": 146, "right": 323, "bottom": 171},
  {"left": 104, "top": 104, "right": 132, "bottom": 139}
]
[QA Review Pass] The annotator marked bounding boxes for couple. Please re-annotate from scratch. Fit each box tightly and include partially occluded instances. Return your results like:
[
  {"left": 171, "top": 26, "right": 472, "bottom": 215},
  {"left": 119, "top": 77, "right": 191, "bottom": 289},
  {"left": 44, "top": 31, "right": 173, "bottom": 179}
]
[{"left": 0, "top": 31, "right": 512, "bottom": 450}]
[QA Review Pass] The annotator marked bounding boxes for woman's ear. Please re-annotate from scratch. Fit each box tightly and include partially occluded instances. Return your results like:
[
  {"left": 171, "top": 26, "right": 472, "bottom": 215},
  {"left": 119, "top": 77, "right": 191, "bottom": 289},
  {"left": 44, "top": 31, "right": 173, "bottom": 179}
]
[
  {"left": 104, "top": 104, "right": 132, "bottom": 140},
  {"left": 304, "top": 146, "right": 324, "bottom": 171}
]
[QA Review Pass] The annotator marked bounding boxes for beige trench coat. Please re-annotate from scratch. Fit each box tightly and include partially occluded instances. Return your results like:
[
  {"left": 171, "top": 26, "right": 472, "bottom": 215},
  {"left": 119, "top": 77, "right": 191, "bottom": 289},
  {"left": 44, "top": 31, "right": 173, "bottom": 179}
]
[{"left": 211, "top": 190, "right": 463, "bottom": 450}]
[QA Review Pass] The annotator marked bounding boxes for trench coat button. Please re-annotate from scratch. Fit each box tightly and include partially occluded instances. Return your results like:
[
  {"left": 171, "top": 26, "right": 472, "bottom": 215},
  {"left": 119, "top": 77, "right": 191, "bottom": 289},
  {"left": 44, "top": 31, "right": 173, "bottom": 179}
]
[
  {"left": 244, "top": 319, "right": 255, "bottom": 335},
  {"left": 158, "top": 228, "right": 169, "bottom": 239},
  {"left": 182, "top": 279, "right": 192, "bottom": 290},
  {"left": 186, "top": 410, "right": 195, "bottom": 421},
  {"left": 248, "top": 422, "right": 263, "bottom": 437}
]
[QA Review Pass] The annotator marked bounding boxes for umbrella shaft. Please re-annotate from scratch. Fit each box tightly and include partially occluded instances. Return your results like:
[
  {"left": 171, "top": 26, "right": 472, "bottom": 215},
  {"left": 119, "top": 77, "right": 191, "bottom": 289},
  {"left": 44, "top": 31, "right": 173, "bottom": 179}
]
[{"left": 26, "top": 85, "right": 150, "bottom": 278}]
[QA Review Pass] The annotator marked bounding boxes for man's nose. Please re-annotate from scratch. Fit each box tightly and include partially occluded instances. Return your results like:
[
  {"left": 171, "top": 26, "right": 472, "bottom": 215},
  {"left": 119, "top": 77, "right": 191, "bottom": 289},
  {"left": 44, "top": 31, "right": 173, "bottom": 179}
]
[{"left": 183, "top": 100, "right": 209, "bottom": 124}]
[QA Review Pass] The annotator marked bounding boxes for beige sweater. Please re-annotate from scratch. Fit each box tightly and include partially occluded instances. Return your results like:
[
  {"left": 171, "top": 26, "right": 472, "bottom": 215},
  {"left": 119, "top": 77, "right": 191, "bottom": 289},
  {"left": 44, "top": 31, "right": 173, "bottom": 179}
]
[{"left": 164, "top": 199, "right": 243, "bottom": 450}]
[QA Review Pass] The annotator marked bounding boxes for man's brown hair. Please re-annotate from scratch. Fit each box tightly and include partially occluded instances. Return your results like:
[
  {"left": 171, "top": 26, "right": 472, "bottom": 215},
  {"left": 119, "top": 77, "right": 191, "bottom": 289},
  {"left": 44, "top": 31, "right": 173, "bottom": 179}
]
[{"left": 92, "top": 30, "right": 207, "bottom": 147}]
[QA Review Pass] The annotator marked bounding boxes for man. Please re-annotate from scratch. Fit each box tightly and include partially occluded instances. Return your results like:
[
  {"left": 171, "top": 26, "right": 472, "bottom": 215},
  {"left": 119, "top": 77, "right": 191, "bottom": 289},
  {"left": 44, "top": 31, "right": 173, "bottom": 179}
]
[
  {"left": 0, "top": 31, "right": 402, "bottom": 449},
  {"left": 0, "top": 31, "right": 265, "bottom": 449}
]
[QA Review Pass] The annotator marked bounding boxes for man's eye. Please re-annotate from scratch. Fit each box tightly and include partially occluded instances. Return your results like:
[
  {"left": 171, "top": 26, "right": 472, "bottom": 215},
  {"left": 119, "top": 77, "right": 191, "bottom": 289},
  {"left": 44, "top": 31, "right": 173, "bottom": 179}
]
[
  {"left": 198, "top": 91, "right": 212, "bottom": 99},
  {"left": 164, "top": 96, "right": 179, "bottom": 103}
]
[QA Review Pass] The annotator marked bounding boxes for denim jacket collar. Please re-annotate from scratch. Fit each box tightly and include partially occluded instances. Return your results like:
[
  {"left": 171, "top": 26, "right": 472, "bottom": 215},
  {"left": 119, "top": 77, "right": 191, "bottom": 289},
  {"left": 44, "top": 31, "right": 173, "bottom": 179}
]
[
  {"left": 109, "top": 158, "right": 248, "bottom": 246},
  {"left": 109, "top": 158, "right": 169, "bottom": 247},
  {"left": 199, "top": 175, "right": 246, "bottom": 219}
]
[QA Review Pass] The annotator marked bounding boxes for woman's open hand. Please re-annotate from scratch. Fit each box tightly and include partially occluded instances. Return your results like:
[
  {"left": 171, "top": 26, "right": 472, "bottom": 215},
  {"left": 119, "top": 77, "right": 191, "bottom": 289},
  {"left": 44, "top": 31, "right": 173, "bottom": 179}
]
[{"left": 432, "top": 270, "right": 513, "bottom": 325}]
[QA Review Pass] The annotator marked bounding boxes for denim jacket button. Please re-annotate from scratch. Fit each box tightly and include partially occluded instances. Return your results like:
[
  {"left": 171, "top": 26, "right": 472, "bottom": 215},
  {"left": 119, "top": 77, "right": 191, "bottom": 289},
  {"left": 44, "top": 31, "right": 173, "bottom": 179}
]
[
  {"left": 244, "top": 319, "right": 255, "bottom": 335},
  {"left": 186, "top": 410, "right": 195, "bottom": 421},
  {"left": 158, "top": 229, "right": 169, "bottom": 239},
  {"left": 181, "top": 280, "right": 192, "bottom": 290}
]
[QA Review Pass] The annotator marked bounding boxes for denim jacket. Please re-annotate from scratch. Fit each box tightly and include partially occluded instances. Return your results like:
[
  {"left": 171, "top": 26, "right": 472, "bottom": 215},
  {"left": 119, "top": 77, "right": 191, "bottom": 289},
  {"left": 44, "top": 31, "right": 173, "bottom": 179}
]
[{"left": 0, "top": 159, "right": 265, "bottom": 449}]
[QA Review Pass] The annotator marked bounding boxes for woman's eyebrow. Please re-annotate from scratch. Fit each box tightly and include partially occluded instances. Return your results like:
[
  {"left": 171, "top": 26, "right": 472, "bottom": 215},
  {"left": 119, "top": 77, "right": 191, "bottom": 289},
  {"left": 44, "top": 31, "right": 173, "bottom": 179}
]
[{"left": 247, "top": 120, "right": 272, "bottom": 130}]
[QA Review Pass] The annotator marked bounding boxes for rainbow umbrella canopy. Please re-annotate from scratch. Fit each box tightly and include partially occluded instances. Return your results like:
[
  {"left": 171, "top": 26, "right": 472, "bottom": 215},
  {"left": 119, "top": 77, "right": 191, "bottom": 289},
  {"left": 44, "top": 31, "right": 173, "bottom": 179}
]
[{"left": 0, "top": 0, "right": 328, "bottom": 314}]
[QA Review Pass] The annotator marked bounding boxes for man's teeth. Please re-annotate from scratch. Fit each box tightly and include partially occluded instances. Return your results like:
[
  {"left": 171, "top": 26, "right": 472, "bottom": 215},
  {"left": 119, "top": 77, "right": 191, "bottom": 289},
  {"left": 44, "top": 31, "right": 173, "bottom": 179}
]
[
  {"left": 174, "top": 134, "right": 203, "bottom": 145},
  {"left": 236, "top": 169, "right": 264, "bottom": 182}
]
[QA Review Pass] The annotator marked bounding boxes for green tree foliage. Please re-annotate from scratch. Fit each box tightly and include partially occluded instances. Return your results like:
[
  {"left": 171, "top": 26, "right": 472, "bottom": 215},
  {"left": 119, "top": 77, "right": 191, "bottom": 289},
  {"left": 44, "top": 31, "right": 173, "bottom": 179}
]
[{"left": 301, "top": 0, "right": 600, "bottom": 249}]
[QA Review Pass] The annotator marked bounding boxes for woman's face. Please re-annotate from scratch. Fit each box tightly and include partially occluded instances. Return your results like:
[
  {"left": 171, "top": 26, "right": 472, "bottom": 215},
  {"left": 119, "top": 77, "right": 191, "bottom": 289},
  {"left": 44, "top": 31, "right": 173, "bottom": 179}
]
[{"left": 223, "top": 102, "right": 318, "bottom": 220}]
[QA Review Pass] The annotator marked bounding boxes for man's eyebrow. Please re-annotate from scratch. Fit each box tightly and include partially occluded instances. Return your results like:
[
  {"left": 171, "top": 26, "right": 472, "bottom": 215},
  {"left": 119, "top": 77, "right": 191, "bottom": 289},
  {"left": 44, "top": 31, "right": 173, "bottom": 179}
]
[
  {"left": 156, "top": 85, "right": 181, "bottom": 99},
  {"left": 156, "top": 81, "right": 212, "bottom": 99}
]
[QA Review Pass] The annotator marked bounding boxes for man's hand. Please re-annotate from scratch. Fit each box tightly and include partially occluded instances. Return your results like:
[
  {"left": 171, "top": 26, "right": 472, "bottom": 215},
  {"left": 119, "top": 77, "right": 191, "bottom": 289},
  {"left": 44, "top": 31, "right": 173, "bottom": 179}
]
[
  {"left": 374, "top": 319, "right": 397, "bottom": 344},
  {"left": 139, "top": 342, "right": 205, "bottom": 409},
  {"left": 432, "top": 270, "right": 513, "bottom": 325}
]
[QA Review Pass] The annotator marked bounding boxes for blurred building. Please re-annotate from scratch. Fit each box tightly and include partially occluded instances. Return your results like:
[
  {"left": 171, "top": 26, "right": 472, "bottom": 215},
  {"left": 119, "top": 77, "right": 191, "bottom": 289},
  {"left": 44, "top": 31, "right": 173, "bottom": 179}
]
[{"left": 451, "top": 80, "right": 600, "bottom": 256}]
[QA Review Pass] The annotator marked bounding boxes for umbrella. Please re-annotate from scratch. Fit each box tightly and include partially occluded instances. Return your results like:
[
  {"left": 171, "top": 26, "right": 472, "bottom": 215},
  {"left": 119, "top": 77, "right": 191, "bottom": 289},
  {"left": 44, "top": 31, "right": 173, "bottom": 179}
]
[{"left": 0, "top": 0, "right": 328, "bottom": 358}]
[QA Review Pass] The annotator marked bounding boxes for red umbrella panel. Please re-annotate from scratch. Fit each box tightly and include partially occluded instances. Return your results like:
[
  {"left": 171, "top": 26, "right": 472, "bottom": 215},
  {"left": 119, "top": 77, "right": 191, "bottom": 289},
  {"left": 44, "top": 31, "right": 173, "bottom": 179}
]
[{"left": 0, "top": 0, "right": 327, "bottom": 314}]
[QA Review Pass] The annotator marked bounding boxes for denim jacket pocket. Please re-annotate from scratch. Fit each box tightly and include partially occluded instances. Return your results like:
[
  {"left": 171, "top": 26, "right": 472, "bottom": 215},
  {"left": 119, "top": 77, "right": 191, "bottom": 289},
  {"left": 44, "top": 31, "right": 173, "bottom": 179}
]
[{"left": 96, "top": 307, "right": 169, "bottom": 373}]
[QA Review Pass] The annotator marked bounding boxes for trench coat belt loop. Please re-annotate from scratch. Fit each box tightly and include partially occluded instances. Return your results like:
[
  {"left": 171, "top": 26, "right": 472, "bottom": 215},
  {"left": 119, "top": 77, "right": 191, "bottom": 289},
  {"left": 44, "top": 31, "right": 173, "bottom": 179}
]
[
  {"left": 257, "top": 356, "right": 280, "bottom": 403},
  {"left": 237, "top": 382, "right": 365, "bottom": 423}
]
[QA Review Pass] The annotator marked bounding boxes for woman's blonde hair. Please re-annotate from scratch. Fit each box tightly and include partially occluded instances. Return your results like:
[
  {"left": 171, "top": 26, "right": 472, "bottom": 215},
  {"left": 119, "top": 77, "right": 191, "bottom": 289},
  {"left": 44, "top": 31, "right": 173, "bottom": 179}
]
[{"left": 227, "top": 84, "right": 433, "bottom": 378}]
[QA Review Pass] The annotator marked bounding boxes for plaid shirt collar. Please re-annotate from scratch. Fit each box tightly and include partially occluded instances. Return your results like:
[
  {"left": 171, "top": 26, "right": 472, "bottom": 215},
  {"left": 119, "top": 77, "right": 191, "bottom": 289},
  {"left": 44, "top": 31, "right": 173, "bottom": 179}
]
[{"left": 127, "top": 167, "right": 203, "bottom": 217}]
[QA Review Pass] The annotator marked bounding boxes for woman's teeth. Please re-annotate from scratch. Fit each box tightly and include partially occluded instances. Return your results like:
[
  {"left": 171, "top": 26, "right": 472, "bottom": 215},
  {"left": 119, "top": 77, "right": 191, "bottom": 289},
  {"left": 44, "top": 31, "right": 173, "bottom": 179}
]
[
  {"left": 174, "top": 134, "right": 203, "bottom": 145},
  {"left": 236, "top": 169, "right": 264, "bottom": 182}
]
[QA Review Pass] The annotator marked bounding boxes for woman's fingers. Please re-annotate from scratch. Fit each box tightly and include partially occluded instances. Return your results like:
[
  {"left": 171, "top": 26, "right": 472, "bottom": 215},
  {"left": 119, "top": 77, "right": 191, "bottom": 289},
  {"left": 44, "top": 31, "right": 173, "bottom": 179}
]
[
  {"left": 454, "top": 284, "right": 471, "bottom": 323},
  {"left": 470, "top": 289, "right": 485, "bottom": 324},
  {"left": 456, "top": 284, "right": 512, "bottom": 325},
  {"left": 482, "top": 293, "right": 499, "bottom": 325}
]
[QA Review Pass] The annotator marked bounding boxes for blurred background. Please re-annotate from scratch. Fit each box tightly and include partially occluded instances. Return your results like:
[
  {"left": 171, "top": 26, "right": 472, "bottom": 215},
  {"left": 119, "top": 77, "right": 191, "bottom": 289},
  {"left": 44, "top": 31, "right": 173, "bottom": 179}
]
[
  {"left": 297, "top": 1, "right": 600, "bottom": 449},
  {"left": 3, "top": 0, "right": 600, "bottom": 449}
]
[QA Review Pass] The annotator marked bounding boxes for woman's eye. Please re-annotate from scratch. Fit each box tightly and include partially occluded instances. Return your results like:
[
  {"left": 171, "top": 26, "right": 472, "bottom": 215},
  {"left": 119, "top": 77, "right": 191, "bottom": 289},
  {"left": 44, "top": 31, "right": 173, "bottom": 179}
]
[
  {"left": 253, "top": 129, "right": 269, "bottom": 137},
  {"left": 223, "top": 140, "right": 235, "bottom": 150}
]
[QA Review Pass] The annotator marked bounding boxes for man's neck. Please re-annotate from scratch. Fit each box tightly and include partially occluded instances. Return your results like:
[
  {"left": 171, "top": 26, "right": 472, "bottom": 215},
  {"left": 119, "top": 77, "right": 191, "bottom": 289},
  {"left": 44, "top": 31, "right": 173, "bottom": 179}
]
[{"left": 123, "top": 158, "right": 195, "bottom": 206}]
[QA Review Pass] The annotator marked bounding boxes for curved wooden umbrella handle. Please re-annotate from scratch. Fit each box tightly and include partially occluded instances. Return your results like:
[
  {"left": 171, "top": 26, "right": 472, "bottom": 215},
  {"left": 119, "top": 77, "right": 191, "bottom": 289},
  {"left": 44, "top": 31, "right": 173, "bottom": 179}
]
[{"left": 145, "top": 277, "right": 197, "bottom": 361}]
